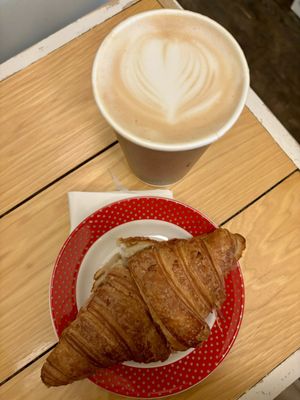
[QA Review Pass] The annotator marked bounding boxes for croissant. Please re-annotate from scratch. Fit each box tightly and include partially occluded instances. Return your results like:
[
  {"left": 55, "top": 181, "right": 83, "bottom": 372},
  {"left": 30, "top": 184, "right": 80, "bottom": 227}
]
[{"left": 41, "top": 228, "right": 245, "bottom": 386}]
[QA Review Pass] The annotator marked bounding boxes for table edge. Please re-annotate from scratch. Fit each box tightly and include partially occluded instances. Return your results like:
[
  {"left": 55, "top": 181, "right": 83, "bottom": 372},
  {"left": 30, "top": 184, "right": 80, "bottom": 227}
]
[
  {"left": 238, "top": 350, "right": 300, "bottom": 400},
  {"left": 246, "top": 90, "right": 300, "bottom": 169}
]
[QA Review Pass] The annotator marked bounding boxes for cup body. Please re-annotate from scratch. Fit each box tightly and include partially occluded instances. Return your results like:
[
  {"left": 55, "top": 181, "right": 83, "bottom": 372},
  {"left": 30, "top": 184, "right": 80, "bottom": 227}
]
[
  {"left": 92, "top": 10, "right": 249, "bottom": 185},
  {"left": 117, "top": 133, "right": 208, "bottom": 185}
]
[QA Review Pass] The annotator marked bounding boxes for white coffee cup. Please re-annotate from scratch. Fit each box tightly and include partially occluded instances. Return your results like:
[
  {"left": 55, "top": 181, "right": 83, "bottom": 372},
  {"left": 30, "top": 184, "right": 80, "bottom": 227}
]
[{"left": 92, "top": 10, "right": 249, "bottom": 185}]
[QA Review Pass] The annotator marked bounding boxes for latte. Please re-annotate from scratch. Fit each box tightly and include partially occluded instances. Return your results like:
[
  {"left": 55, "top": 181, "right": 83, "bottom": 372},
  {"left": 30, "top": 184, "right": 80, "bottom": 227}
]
[{"left": 93, "top": 10, "right": 249, "bottom": 148}]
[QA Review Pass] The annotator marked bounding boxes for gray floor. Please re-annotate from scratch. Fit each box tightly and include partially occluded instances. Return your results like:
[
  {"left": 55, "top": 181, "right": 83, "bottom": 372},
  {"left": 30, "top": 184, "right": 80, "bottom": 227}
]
[{"left": 276, "top": 379, "right": 300, "bottom": 400}]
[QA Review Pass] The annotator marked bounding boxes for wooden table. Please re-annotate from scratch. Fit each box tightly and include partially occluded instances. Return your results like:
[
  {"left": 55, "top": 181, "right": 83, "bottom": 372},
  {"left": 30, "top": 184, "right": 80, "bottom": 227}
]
[{"left": 0, "top": 0, "right": 299, "bottom": 399}]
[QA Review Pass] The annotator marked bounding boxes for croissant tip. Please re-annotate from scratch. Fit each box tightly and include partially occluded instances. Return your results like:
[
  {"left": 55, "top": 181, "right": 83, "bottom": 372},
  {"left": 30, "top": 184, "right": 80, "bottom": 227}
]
[
  {"left": 232, "top": 232, "right": 246, "bottom": 261},
  {"left": 40, "top": 373, "right": 50, "bottom": 387},
  {"left": 235, "top": 232, "right": 246, "bottom": 244}
]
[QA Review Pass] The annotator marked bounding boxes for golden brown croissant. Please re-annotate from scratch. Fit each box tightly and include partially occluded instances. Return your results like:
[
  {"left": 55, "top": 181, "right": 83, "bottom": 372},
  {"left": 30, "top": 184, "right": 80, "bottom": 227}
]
[{"left": 41, "top": 228, "right": 245, "bottom": 386}]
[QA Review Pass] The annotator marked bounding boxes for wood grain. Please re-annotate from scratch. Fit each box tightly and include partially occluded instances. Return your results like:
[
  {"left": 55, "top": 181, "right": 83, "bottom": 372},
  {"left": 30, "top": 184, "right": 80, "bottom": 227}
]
[
  {"left": 1, "top": 172, "right": 299, "bottom": 399},
  {"left": 0, "top": 0, "right": 161, "bottom": 215},
  {"left": 0, "top": 105, "right": 296, "bottom": 382}
]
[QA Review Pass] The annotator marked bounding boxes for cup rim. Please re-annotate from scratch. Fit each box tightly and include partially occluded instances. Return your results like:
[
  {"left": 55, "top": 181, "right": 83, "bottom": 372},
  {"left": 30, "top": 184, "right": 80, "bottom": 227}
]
[{"left": 92, "top": 9, "right": 250, "bottom": 152}]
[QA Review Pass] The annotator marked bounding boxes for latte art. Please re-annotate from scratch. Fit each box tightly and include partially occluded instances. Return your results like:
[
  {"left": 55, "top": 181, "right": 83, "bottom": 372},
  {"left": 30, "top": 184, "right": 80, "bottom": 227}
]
[
  {"left": 122, "top": 37, "right": 222, "bottom": 124},
  {"left": 94, "top": 11, "right": 248, "bottom": 146}
]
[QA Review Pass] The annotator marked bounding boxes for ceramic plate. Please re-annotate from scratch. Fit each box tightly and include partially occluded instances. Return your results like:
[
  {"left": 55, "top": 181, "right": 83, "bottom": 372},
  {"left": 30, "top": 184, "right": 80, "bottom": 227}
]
[{"left": 50, "top": 197, "right": 244, "bottom": 398}]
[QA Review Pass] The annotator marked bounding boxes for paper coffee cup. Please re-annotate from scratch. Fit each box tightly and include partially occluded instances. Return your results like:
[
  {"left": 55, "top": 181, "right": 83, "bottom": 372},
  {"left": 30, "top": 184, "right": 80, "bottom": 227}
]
[{"left": 92, "top": 10, "right": 249, "bottom": 185}]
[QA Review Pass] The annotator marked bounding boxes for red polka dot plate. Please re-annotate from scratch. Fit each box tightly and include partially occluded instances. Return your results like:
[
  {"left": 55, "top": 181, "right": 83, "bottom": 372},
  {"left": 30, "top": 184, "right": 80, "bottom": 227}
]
[{"left": 50, "top": 196, "right": 244, "bottom": 398}]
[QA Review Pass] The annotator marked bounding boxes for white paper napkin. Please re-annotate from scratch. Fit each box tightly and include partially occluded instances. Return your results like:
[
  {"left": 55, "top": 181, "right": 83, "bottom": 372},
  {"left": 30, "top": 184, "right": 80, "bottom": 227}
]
[{"left": 68, "top": 190, "right": 173, "bottom": 231}]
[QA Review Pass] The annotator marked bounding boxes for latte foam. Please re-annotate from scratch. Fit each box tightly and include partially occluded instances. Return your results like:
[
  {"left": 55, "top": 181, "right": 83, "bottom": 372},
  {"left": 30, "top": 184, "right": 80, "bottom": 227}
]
[{"left": 94, "top": 11, "right": 249, "bottom": 147}]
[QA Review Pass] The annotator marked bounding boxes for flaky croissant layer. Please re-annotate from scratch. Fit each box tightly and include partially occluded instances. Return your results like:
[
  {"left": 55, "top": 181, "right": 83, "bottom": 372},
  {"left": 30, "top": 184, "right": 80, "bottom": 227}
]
[{"left": 41, "top": 228, "right": 245, "bottom": 386}]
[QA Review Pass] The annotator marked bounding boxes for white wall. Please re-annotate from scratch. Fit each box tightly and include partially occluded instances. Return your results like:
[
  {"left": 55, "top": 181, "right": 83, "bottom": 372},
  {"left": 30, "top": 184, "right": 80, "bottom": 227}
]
[
  {"left": 0, "top": 0, "right": 107, "bottom": 63},
  {"left": 291, "top": 0, "right": 300, "bottom": 18}
]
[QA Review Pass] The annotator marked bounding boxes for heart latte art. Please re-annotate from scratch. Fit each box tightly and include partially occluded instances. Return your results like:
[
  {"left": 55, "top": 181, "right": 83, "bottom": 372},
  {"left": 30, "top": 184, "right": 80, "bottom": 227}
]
[
  {"left": 122, "top": 37, "right": 222, "bottom": 123},
  {"left": 94, "top": 12, "right": 248, "bottom": 145}
]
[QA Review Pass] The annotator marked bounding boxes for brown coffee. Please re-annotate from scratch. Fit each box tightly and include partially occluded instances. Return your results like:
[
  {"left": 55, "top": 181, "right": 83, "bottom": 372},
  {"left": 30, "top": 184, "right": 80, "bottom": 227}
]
[{"left": 94, "top": 11, "right": 248, "bottom": 147}]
